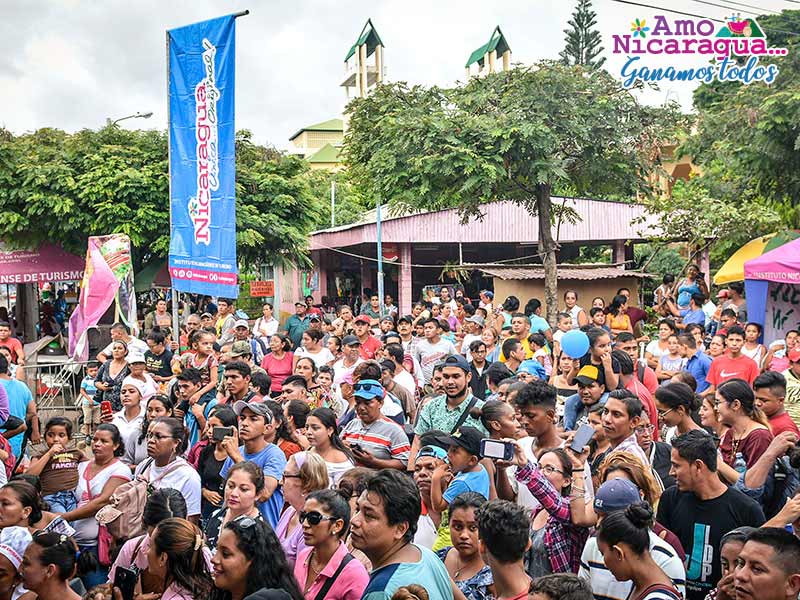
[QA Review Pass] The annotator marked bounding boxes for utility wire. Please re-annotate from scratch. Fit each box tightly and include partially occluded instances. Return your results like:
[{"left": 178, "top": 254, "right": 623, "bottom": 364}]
[{"left": 691, "top": 0, "right": 779, "bottom": 15}]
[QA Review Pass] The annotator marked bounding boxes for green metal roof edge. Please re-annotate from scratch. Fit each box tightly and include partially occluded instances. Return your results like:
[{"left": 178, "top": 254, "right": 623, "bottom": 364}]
[
  {"left": 465, "top": 26, "right": 510, "bottom": 68},
  {"left": 307, "top": 143, "right": 341, "bottom": 163},
  {"left": 344, "top": 18, "right": 384, "bottom": 62},
  {"left": 288, "top": 118, "right": 344, "bottom": 142}
]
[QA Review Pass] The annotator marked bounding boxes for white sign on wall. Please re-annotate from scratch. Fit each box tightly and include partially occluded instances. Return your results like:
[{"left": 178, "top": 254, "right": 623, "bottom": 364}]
[{"left": 764, "top": 282, "right": 800, "bottom": 342}]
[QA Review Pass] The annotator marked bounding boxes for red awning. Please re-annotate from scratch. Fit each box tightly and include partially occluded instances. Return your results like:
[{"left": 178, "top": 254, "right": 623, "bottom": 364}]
[{"left": 0, "top": 244, "right": 85, "bottom": 284}]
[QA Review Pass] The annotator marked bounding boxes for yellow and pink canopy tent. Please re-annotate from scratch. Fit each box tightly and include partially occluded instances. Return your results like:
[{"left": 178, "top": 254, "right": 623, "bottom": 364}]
[{"left": 713, "top": 231, "right": 800, "bottom": 285}]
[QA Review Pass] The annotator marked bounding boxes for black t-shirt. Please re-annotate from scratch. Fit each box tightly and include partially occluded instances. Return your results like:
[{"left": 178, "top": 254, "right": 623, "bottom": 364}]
[
  {"left": 198, "top": 443, "right": 227, "bottom": 516},
  {"left": 144, "top": 348, "right": 174, "bottom": 378},
  {"left": 577, "top": 354, "right": 620, "bottom": 390},
  {"left": 656, "top": 486, "right": 765, "bottom": 600},
  {"left": 652, "top": 441, "right": 676, "bottom": 490}
]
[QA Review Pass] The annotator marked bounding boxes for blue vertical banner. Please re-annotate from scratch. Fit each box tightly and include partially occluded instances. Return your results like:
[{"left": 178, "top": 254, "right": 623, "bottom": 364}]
[{"left": 168, "top": 15, "right": 239, "bottom": 298}]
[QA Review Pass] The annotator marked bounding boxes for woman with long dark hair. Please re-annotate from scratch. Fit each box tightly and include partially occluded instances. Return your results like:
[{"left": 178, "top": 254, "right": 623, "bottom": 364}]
[
  {"left": 198, "top": 406, "right": 238, "bottom": 520},
  {"left": 147, "top": 518, "right": 214, "bottom": 600},
  {"left": 211, "top": 516, "right": 303, "bottom": 600},
  {"left": 94, "top": 341, "right": 130, "bottom": 412},
  {"left": 261, "top": 334, "right": 294, "bottom": 396},
  {"left": 294, "top": 489, "right": 369, "bottom": 600},
  {"left": 20, "top": 532, "right": 81, "bottom": 600},
  {"left": 605, "top": 295, "right": 633, "bottom": 338},
  {"left": 0, "top": 480, "right": 47, "bottom": 533},
  {"left": 715, "top": 378, "right": 773, "bottom": 484},
  {"left": 654, "top": 382, "right": 703, "bottom": 437},
  {"left": 204, "top": 462, "right": 265, "bottom": 551},
  {"left": 304, "top": 408, "right": 354, "bottom": 485}
]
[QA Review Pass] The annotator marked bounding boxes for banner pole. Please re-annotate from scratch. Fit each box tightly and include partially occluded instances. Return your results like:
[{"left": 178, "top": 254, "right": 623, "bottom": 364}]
[{"left": 166, "top": 30, "right": 180, "bottom": 343}]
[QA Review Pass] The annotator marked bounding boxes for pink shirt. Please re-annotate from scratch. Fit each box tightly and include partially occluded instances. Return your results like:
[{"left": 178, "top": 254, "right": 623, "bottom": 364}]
[{"left": 294, "top": 542, "right": 369, "bottom": 600}]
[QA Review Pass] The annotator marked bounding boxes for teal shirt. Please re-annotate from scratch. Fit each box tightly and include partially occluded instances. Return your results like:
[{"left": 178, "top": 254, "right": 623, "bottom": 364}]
[
  {"left": 285, "top": 315, "right": 310, "bottom": 348},
  {"left": 361, "top": 545, "right": 454, "bottom": 600},
  {"left": 414, "top": 394, "right": 487, "bottom": 436}
]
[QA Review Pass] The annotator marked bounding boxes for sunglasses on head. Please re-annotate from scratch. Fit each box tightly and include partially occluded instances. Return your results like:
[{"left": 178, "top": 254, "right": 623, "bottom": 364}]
[
  {"left": 232, "top": 515, "right": 258, "bottom": 529},
  {"left": 299, "top": 510, "right": 336, "bottom": 526}
]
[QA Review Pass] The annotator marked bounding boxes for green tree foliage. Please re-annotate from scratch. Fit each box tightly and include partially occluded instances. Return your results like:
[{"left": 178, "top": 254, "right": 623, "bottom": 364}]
[
  {"left": 681, "top": 10, "right": 800, "bottom": 228},
  {"left": 344, "top": 63, "right": 680, "bottom": 322},
  {"left": 560, "top": 0, "right": 606, "bottom": 69},
  {"left": 0, "top": 126, "right": 322, "bottom": 270}
]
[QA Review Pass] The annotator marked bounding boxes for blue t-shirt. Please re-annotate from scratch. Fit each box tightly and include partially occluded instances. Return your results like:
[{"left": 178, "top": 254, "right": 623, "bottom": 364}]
[
  {"left": 685, "top": 351, "right": 712, "bottom": 393},
  {"left": 529, "top": 314, "right": 550, "bottom": 336},
  {"left": 80, "top": 375, "right": 97, "bottom": 407},
  {"left": 2, "top": 379, "right": 31, "bottom": 458},
  {"left": 443, "top": 464, "right": 490, "bottom": 503},
  {"left": 220, "top": 443, "right": 287, "bottom": 528},
  {"left": 185, "top": 398, "right": 218, "bottom": 447},
  {"left": 680, "top": 307, "right": 706, "bottom": 326},
  {"left": 362, "top": 545, "right": 455, "bottom": 600}
]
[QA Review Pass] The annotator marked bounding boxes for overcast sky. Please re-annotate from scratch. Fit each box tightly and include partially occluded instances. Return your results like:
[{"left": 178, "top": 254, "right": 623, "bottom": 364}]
[{"left": 1, "top": 0, "right": 794, "bottom": 150}]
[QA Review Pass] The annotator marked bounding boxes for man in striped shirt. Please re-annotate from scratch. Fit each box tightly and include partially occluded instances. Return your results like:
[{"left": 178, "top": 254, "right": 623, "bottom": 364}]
[{"left": 342, "top": 379, "right": 411, "bottom": 470}]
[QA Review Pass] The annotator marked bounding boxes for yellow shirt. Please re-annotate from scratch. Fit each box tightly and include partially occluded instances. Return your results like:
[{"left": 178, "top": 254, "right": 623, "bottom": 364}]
[{"left": 499, "top": 336, "right": 534, "bottom": 362}]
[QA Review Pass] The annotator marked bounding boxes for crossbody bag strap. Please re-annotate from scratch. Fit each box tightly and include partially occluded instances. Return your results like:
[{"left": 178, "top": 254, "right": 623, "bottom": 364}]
[
  {"left": 450, "top": 396, "right": 478, "bottom": 434},
  {"left": 313, "top": 553, "right": 354, "bottom": 600}
]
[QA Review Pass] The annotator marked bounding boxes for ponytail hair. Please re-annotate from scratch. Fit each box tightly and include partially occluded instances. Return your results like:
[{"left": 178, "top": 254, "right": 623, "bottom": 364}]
[
  {"left": 151, "top": 518, "right": 214, "bottom": 599},
  {"left": 718, "top": 378, "right": 770, "bottom": 428},
  {"left": 309, "top": 408, "right": 354, "bottom": 462},
  {"left": 597, "top": 501, "right": 654, "bottom": 555},
  {"left": 469, "top": 400, "right": 511, "bottom": 435},
  {"left": 654, "top": 382, "right": 701, "bottom": 414}
]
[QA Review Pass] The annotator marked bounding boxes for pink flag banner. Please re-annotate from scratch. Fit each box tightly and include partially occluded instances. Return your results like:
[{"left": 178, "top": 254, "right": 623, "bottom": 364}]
[{"left": 68, "top": 235, "right": 138, "bottom": 360}]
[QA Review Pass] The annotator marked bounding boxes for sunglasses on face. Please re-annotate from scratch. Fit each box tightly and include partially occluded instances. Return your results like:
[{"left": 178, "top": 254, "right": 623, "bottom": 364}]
[{"left": 299, "top": 510, "right": 336, "bottom": 526}]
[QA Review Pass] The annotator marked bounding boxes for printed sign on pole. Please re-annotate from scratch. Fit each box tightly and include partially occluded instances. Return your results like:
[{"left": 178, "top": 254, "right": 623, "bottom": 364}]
[{"left": 168, "top": 15, "right": 239, "bottom": 297}]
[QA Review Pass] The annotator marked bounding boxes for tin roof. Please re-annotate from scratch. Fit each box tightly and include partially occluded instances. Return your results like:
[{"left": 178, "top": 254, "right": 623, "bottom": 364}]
[
  {"left": 310, "top": 198, "right": 660, "bottom": 249},
  {"left": 474, "top": 264, "right": 653, "bottom": 281},
  {"left": 466, "top": 26, "right": 511, "bottom": 68},
  {"left": 288, "top": 118, "right": 343, "bottom": 142}
]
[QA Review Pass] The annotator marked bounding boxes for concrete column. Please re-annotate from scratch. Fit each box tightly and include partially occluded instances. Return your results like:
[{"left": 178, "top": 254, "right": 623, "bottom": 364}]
[
  {"left": 502, "top": 50, "right": 511, "bottom": 71},
  {"left": 359, "top": 44, "right": 367, "bottom": 97},
  {"left": 483, "top": 52, "right": 489, "bottom": 75},
  {"left": 612, "top": 240, "right": 626, "bottom": 265},
  {"left": 488, "top": 50, "right": 496, "bottom": 73},
  {"left": 399, "top": 243, "right": 413, "bottom": 315},
  {"left": 375, "top": 45, "right": 383, "bottom": 83}
]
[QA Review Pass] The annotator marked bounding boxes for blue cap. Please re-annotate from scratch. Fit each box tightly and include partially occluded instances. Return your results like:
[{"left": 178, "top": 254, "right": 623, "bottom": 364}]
[
  {"left": 417, "top": 445, "right": 448, "bottom": 461},
  {"left": 518, "top": 359, "right": 547, "bottom": 379},
  {"left": 353, "top": 379, "right": 384, "bottom": 400},
  {"left": 442, "top": 354, "right": 470, "bottom": 373},
  {"left": 593, "top": 478, "right": 641, "bottom": 514}
]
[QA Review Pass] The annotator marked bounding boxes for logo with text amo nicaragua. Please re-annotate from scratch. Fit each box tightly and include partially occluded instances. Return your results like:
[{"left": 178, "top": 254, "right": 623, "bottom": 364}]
[{"left": 612, "top": 14, "right": 787, "bottom": 88}]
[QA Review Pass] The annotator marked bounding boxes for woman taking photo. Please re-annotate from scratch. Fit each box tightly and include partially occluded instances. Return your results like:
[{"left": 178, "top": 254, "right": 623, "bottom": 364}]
[
  {"left": 135, "top": 417, "right": 201, "bottom": 522},
  {"left": 211, "top": 516, "right": 303, "bottom": 600},
  {"left": 294, "top": 330, "right": 335, "bottom": 369},
  {"left": 20, "top": 532, "right": 81, "bottom": 600},
  {"left": 204, "top": 462, "right": 265, "bottom": 551},
  {"left": 471, "top": 400, "right": 521, "bottom": 501},
  {"left": 109, "top": 488, "right": 188, "bottom": 596},
  {"left": 435, "top": 492, "right": 494, "bottom": 600},
  {"left": 261, "top": 334, "right": 294, "bottom": 397},
  {"left": 304, "top": 408, "right": 354, "bottom": 485},
  {"left": 645, "top": 320, "right": 678, "bottom": 370},
  {"left": 596, "top": 503, "right": 681, "bottom": 600},
  {"left": 715, "top": 378, "right": 773, "bottom": 484},
  {"left": 654, "top": 382, "right": 703, "bottom": 437},
  {"left": 62, "top": 424, "right": 131, "bottom": 587},
  {"left": 94, "top": 340, "right": 130, "bottom": 412},
  {"left": 275, "top": 452, "right": 329, "bottom": 569},
  {"left": 147, "top": 518, "right": 214, "bottom": 600},
  {"left": 198, "top": 407, "right": 238, "bottom": 521},
  {"left": 294, "top": 489, "right": 369, "bottom": 600},
  {"left": 509, "top": 442, "right": 589, "bottom": 576},
  {"left": 124, "top": 393, "right": 174, "bottom": 468}
]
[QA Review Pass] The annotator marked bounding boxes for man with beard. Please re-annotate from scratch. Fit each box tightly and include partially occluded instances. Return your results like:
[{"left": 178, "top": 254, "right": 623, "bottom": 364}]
[{"left": 409, "top": 355, "right": 486, "bottom": 469}]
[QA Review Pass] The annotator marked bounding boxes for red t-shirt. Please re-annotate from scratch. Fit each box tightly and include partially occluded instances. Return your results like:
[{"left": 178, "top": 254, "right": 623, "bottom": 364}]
[
  {"left": 358, "top": 336, "right": 382, "bottom": 361},
  {"left": 769, "top": 412, "right": 800, "bottom": 437},
  {"left": 707, "top": 354, "right": 760, "bottom": 387},
  {"left": 638, "top": 364, "right": 659, "bottom": 395},
  {"left": 719, "top": 427, "right": 773, "bottom": 468}
]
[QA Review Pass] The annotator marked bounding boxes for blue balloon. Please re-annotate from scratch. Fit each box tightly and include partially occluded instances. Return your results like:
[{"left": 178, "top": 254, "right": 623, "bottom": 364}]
[{"left": 561, "top": 329, "right": 590, "bottom": 358}]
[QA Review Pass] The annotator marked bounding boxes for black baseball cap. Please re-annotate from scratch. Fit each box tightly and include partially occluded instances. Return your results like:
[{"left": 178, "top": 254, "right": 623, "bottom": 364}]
[
  {"left": 442, "top": 354, "right": 470, "bottom": 373},
  {"left": 341, "top": 334, "right": 361, "bottom": 346},
  {"left": 398, "top": 315, "right": 414, "bottom": 324},
  {"left": 442, "top": 426, "right": 483, "bottom": 456}
]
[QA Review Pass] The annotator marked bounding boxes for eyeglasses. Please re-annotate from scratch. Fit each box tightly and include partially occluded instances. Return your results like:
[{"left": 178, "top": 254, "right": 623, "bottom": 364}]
[
  {"left": 232, "top": 515, "right": 258, "bottom": 529},
  {"left": 635, "top": 424, "right": 655, "bottom": 435},
  {"left": 299, "top": 510, "right": 336, "bottom": 526},
  {"left": 540, "top": 465, "right": 566, "bottom": 476},
  {"left": 354, "top": 382, "right": 383, "bottom": 395},
  {"left": 146, "top": 432, "right": 174, "bottom": 441},
  {"left": 656, "top": 408, "right": 675, "bottom": 419}
]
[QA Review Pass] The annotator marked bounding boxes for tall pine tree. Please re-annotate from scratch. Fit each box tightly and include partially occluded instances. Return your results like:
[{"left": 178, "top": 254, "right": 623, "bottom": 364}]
[{"left": 560, "top": 0, "right": 606, "bottom": 69}]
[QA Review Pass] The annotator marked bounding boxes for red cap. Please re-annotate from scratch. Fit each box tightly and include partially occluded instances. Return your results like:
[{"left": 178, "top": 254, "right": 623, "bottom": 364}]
[
  {"left": 353, "top": 314, "right": 371, "bottom": 325},
  {"left": 788, "top": 347, "right": 800, "bottom": 363}
]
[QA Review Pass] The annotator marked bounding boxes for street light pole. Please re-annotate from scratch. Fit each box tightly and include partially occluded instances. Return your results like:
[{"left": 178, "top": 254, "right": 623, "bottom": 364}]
[{"left": 107, "top": 111, "right": 154, "bottom": 127}]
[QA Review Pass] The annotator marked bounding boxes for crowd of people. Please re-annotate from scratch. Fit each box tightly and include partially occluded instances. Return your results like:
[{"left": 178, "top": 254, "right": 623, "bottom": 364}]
[{"left": 0, "top": 276, "right": 797, "bottom": 600}]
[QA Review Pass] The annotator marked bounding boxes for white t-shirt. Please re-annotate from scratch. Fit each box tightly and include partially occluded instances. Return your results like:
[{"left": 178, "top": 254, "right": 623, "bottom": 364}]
[
  {"left": 645, "top": 340, "right": 667, "bottom": 362},
  {"left": 393, "top": 370, "right": 417, "bottom": 397},
  {"left": 461, "top": 333, "right": 482, "bottom": 362},
  {"left": 111, "top": 411, "right": 144, "bottom": 450},
  {"left": 73, "top": 460, "right": 132, "bottom": 544},
  {"left": 414, "top": 513, "right": 437, "bottom": 549},
  {"left": 252, "top": 317, "right": 279, "bottom": 339},
  {"left": 578, "top": 531, "right": 686, "bottom": 600},
  {"left": 325, "top": 458, "right": 355, "bottom": 487},
  {"left": 295, "top": 347, "right": 335, "bottom": 368},
  {"left": 333, "top": 358, "right": 364, "bottom": 385},
  {"left": 135, "top": 457, "right": 201, "bottom": 517},
  {"left": 413, "top": 338, "right": 457, "bottom": 384},
  {"left": 102, "top": 337, "right": 149, "bottom": 357}
]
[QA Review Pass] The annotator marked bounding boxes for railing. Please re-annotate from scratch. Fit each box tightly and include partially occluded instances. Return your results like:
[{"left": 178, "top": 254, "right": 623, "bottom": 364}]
[{"left": 18, "top": 360, "right": 91, "bottom": 412}]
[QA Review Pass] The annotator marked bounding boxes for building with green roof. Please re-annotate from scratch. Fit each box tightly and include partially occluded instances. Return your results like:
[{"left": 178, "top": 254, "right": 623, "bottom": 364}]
[
  {"left": 342, "top": 19, "right": 385, "bottom": 100},
  {"left": 465, "top": 26, "right": 512, "bottom": 78},
  {"left": 287, "top": 118, "right": 344, "bottom": 169}
]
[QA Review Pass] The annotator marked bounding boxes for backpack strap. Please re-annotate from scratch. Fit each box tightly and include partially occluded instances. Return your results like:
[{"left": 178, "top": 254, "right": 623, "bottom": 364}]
[
  {"left": 313, "top": 553, "right": 354, "bottom": 600},
  {"left": 451, "top": 396, "right": 478, "bottom": 434}
]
